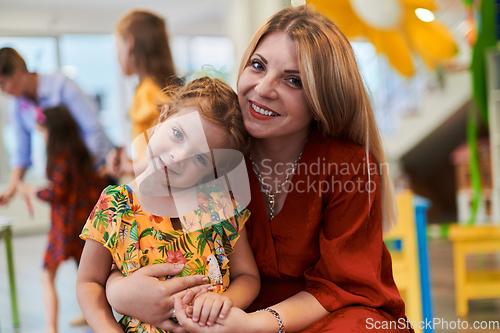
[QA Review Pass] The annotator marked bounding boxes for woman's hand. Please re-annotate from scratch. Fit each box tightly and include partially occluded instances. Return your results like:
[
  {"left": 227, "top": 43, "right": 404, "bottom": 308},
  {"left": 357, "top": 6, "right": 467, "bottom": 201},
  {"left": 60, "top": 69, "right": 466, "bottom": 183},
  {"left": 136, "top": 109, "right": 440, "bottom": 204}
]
[{"left": 106, "top": 263, "right": 213, "bottom": 331}]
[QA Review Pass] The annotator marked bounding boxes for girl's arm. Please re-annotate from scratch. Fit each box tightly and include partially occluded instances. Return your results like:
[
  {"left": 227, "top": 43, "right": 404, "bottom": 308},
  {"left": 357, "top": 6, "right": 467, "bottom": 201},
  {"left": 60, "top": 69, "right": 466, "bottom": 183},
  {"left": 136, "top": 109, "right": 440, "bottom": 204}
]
[
  {"left": 187, "top": 226, "right": 260, "bottom": 327},
  {"left": 77, "top": 239, "right": 123, "bottom": 333},
  {"left": 219, "top": 226, "right": 260, "bottom": 309}
]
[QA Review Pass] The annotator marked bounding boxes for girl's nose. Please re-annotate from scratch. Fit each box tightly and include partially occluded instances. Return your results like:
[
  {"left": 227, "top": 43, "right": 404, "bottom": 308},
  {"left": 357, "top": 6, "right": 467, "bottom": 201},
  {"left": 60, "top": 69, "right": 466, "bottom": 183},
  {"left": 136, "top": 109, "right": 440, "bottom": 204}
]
[
  {"left": 170, "top": 149, "right": 187, "bottom": 165},
  {"left": 255, "top": 74, "right": 278, "bottom": 100}
]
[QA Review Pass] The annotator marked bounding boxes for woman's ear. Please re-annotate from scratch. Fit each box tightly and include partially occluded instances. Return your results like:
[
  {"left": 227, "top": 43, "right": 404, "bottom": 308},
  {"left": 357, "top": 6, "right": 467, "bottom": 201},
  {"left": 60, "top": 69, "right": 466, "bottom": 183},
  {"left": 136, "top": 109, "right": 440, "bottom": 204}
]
[{"left": 310, "top": 109, "right": 320, "bottom": 121}]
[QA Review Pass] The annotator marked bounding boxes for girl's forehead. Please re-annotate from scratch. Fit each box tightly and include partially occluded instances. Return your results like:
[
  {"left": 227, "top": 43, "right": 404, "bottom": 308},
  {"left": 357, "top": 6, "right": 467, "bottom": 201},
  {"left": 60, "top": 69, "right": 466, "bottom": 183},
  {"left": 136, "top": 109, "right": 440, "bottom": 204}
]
[{"left": 170, "top": 106, "right": 200, "bottom": 118}]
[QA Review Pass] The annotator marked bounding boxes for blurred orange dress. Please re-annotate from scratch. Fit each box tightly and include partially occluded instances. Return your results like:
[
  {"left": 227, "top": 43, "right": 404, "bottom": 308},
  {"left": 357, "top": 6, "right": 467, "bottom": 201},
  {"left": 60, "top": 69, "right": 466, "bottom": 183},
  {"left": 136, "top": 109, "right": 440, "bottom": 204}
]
[{"left": 129, "top": 76, "right": 168, "bottom": 160}]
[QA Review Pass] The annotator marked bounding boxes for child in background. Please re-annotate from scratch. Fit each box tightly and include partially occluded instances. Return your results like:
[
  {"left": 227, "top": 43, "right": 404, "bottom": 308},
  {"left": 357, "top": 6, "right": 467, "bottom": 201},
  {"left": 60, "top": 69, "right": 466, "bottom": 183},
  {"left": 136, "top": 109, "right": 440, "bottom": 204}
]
[
  {"left": 18, "top": 105, "right": 108, "bottom": 333},
  {"left": 107, "top": 10, "right": 177, "bottom": 176},
  {"left": 77, "top": 77, "right": 260, "bottom": 333}
]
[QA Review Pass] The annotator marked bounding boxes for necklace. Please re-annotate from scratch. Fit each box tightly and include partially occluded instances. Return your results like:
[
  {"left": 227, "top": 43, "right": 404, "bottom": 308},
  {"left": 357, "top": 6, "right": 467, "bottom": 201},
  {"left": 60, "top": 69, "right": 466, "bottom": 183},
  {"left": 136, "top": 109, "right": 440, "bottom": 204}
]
[{"left": 250, "top": 150, "right": 304, "bottom": 221}]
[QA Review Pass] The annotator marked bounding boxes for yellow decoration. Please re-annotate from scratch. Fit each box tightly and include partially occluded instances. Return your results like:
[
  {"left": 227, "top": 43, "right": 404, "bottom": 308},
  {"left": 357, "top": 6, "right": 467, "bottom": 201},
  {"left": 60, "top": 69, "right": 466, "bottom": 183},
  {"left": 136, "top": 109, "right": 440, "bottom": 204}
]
[{"left": 308, "top": 0, "right": 458, "bottom": 77}]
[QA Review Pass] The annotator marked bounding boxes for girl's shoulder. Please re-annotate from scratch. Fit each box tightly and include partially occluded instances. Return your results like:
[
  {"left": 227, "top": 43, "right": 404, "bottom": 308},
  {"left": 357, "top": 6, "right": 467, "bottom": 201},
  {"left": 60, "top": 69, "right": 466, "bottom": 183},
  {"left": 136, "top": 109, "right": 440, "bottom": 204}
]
[{"left": 99, "top": 184, "right": 134, "bottom": 204}]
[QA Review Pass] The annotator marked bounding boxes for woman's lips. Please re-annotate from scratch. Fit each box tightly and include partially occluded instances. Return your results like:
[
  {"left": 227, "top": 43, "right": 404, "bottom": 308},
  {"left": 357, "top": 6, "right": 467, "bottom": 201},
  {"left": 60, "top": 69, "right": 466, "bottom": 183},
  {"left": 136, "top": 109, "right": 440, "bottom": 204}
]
[{"left": 248, "top": 101, "right": 280, "bottom": 120}]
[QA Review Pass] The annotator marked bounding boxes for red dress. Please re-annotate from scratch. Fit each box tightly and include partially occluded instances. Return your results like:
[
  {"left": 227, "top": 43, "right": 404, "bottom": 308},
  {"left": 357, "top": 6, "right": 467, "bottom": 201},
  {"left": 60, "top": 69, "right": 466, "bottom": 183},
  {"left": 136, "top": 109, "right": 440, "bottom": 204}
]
[
  {"left": 37, "top": 150, "right": 108, "bottom": 270},
  {"left": 245, "top": 132, "right": 413, "bottom": 332}
]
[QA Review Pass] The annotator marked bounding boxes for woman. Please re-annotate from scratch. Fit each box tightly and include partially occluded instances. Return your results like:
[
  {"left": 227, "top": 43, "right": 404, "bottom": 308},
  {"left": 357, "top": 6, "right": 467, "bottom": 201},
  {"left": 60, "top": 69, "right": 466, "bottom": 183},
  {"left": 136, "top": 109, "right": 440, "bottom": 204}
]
[{"left": 105, "top": 5, "right": 410, "bottom": 332}]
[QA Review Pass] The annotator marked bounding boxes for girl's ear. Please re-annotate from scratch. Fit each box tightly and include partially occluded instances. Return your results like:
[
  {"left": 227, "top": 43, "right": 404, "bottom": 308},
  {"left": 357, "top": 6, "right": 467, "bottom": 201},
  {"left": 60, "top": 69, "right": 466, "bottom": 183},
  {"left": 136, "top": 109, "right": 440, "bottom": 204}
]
[{"left": 159, "top": 104, "right": 170, "bottom": 122}]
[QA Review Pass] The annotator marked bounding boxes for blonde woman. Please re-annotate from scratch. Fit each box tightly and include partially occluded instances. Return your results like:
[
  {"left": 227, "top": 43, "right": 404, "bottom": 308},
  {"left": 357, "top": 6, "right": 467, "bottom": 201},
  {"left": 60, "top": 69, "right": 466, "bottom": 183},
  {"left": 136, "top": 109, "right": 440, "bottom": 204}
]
[{"left": 104, "top": 5, "right": 411, "bottom": 333}]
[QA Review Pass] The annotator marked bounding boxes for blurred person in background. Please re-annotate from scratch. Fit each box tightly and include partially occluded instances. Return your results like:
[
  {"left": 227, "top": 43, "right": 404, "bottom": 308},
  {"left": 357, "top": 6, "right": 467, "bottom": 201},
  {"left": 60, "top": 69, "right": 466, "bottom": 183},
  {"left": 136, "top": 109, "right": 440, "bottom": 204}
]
[
  {"left": 0, "top": 47, "right": 114, "bottom": 205},
  {"left": 106, "top": 9, "right": 178, "bottom": 178},
  {"left": 18, "top": 105, "right": 108, "bottom": 333}
]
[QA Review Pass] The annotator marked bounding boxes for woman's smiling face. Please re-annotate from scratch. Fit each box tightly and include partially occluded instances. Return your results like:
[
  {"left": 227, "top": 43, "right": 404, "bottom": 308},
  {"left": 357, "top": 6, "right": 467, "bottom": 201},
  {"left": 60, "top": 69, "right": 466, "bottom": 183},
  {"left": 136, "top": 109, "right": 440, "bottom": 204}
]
[
  {"left": 237, "top": 31, "right": 313, "bottom": 140},
  {"left": 146, "top": 107, "right": 227, "bottom": 189}
]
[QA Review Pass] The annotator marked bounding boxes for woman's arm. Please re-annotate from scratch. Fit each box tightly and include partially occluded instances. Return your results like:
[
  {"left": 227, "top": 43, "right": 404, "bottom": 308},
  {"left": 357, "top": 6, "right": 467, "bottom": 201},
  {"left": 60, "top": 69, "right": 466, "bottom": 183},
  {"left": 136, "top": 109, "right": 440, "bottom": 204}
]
[
  {"left": 106, "top": 263, "right": 213, "bottom": 331},
  {"left": 175, "top": 290, "right": 327, "bottom": 333},
  {"left": 76, "top": 239, "right": 122, "bottom": 333}
]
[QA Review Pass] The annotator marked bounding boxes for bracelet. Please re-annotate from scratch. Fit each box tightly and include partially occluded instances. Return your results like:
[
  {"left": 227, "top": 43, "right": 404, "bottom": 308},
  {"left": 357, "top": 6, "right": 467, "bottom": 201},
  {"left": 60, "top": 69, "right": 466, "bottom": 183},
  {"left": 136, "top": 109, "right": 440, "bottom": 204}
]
[{"left": 257, "top": 308, "right": 285, "bottom": 333}]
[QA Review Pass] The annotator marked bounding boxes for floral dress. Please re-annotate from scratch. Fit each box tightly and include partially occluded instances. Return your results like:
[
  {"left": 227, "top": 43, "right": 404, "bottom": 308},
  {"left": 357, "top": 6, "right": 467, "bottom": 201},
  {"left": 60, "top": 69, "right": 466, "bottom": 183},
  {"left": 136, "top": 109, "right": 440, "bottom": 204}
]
[
  {"left": 37, "top": 149, "right": 108, "bottom": 270},
  {"left": 80, "top": 183, "right": 250, "bottom": 333}
]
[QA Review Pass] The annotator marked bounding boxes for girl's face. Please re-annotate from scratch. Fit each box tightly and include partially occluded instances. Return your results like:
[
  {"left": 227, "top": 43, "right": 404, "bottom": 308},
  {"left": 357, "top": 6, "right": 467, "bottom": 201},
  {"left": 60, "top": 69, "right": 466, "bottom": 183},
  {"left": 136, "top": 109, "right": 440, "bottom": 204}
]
[
  {"left": 146, "top": 107, "right": 228, "bottom": 189},
  {"left": 0, "top": 69, "right": 27, "bottom": 97},
  {"left": 115, "top": 33, "right": 135, "bottom": 76},
  {"left": 237, "top": 31, "right": 313, "bottom": 140}
]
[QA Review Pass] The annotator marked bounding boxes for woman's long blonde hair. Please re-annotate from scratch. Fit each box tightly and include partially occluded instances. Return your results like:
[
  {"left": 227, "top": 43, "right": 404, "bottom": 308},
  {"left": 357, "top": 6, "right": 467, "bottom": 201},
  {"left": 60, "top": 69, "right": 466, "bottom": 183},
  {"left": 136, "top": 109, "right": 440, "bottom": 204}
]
[{"left": 238, "top": 5, "right": 397, "bottom": 231}]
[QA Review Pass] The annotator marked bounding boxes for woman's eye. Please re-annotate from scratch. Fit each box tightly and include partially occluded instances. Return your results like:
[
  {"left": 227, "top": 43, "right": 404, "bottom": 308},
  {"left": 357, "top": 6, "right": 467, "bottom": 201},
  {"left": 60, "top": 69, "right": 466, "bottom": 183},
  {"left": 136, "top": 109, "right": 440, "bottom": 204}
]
[
  {"left": 287, "top": 76, "right": 302, "bottom": 87},
  {"left": 173, "top": 128, "right": 184, "bottom": 141},
  {"left": 195, "top": 154, "right": 207, "bottom": 166},
  {"left": 250, "top": 59, "right": 264, "bottom": 71}
]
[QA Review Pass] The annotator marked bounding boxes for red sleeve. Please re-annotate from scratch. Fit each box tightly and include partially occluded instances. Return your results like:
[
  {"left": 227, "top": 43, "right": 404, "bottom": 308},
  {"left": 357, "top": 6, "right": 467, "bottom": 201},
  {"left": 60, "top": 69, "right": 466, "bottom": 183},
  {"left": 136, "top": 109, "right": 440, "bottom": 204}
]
[
  {"left": 36, "top": 154, "right": 72, "bottom": 204},
  {"left": 304, "top": 149, "right": 403, "bottom": 315}
]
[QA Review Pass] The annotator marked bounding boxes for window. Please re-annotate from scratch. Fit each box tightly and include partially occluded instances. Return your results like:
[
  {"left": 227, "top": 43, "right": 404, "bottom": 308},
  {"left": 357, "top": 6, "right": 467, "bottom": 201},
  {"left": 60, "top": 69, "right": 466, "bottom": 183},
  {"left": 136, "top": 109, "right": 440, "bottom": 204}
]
[{"left": 0, "top": 34, "right": 235, "bottom": 184}]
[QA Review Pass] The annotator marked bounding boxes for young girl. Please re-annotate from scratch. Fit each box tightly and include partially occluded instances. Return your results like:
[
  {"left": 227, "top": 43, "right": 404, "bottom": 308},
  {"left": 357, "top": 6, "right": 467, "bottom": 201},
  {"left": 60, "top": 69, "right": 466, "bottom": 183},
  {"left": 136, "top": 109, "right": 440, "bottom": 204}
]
[
  {"left": 18, "top": 105, "right": 108, "bottom": 333},
  {"left": 77, "top": 77, "right": 260, "bottom": 333},
  {"left": 107, "top": 9, "right": 177, "bottom": 176}
]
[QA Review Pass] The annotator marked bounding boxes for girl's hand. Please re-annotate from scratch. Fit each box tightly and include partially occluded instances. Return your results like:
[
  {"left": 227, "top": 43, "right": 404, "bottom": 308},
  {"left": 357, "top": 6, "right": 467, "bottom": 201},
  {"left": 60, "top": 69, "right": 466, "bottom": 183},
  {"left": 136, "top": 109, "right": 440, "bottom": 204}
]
[
  {"left": 189, "top": 291, "right": 233, "bottom": 327},
  {"left": 105, "top": 263, "right": 212, "bottom": 331},
  {"left": 16, "top": 181, "right": 37, "bottom": 197},
  {"left": 174, "top": 291, "right": 256, "bottom": 333},
  {"left": 105, "top": 147, "right": 123, "bottom": 178}
]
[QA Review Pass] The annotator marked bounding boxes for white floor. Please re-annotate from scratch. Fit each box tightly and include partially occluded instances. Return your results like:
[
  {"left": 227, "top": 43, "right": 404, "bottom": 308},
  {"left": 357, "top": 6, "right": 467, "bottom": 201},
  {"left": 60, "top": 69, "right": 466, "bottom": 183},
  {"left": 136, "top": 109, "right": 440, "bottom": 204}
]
[{"left": 0, "top": 233, "right": 90, "bottom": 333}]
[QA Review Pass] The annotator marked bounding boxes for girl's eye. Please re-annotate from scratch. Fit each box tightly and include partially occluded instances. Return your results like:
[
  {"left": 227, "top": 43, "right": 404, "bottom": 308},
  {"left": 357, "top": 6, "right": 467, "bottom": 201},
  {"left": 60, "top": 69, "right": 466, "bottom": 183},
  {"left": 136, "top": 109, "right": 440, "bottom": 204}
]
[
  {"left": 287, "top": 76, "right": 302, "bottom": 88},
  {"left": 195, "top": 154, "right": 207, "bottom": 166},
  {"left": 250, "top": 59, "right": 264, "bottom": 71},
  {"left": 173, "top": 128, "right": 184, "bottom": 141}
]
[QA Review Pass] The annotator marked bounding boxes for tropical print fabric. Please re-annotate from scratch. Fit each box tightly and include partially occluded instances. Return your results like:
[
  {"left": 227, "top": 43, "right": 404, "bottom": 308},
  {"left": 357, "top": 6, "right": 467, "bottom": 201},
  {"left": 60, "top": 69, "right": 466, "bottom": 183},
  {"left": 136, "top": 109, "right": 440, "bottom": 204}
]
[{"left": 80, "top": 183, "right": 250, "bottom": 333}]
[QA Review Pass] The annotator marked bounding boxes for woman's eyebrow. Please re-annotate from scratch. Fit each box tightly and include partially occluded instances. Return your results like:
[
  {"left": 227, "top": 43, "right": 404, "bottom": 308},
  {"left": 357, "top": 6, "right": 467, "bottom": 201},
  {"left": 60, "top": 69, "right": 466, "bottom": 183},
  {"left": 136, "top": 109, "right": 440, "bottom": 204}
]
[
  {"left": 253, "top": 53, "right": 267, "bottom": 64},
  {"left": 284, "top": 70, "right": 300, "bottom": 74}
]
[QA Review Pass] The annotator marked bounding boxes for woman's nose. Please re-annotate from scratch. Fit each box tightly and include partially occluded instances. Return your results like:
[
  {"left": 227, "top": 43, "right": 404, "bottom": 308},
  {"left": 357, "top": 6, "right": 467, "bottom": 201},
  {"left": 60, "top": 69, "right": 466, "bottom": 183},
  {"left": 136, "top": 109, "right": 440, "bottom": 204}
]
[{"left": 255, "top": 74, "right": 278, "bottom": 100}]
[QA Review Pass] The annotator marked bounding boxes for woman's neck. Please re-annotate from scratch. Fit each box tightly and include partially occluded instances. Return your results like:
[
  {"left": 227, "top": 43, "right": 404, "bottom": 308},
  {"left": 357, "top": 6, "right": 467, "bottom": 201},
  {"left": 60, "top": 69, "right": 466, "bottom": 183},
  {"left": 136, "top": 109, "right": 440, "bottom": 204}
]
[
  {"left": 23, "top": 72, "right": 38, "bottom": 102},
  {"left": 250, "top": 127, "right": 310, "bottom": 165}
]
